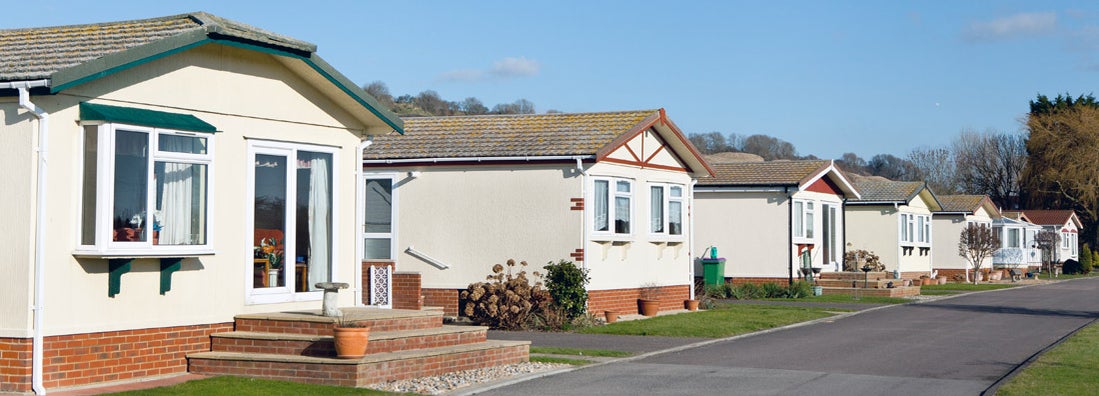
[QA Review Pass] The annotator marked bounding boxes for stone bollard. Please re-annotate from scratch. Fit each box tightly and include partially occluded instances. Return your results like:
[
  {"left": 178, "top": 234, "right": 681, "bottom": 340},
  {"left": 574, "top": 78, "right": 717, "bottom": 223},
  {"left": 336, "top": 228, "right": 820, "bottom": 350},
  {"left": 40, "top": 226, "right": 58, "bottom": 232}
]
[{"left": 315, "top": 282, "right": 349, "bottom": 317}]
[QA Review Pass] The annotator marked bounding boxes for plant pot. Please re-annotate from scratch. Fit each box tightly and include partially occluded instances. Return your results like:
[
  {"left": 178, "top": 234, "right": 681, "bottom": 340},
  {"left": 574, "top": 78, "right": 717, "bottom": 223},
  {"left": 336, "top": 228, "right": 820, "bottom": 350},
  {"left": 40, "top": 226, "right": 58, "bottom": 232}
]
[
  {"left": 937, "top": 276, "right": 947, "bottom": 284},
  {"left": 638, "top": 299, "right": 660, "bottom": 317},
  {"left": 267, "top": 268, "right": 280, "bottom": 287},
  {"left": 333, "top": 327, "right": 371, "bottom": 359},
  {"left": 604, "top": 311, "right": 618, "bottom": 323},
  {"left": 811, "top": 286, "right": 823, "bottom": 296},
  {"left": 684, "top": 299, "right": 699, "bottom": 311}
]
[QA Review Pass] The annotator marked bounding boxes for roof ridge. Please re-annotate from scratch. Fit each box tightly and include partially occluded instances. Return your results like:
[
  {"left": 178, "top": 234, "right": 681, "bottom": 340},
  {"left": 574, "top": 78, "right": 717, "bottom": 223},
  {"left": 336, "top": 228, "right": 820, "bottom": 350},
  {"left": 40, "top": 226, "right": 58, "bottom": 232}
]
[
  {"left": 0, "top": 12, "right": 199, "bottom": 33},
  {"left": 401, "top": 109, "right": 659, "bottom": 121}
]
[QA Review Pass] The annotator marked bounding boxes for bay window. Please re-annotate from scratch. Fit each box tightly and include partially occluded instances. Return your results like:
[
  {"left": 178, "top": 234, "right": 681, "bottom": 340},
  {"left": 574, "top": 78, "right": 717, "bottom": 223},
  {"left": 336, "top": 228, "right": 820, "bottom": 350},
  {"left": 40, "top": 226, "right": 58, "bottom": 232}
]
[
  {"left": 649, "top": 183, "right": 684, "bottom": 236},
  {"left": 593, "top": 178, "right": 632, "bottom": 235},
  {"left": 77, "top": 106, "right": 214, "bottom": 256}
]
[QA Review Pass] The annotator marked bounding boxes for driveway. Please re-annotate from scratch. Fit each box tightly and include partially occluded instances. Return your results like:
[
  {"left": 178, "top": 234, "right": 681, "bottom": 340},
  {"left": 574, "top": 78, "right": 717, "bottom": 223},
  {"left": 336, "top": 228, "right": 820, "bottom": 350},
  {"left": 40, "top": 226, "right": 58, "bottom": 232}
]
[{"left": 475, "top": 278, "right": 1099, "bottom": 395}]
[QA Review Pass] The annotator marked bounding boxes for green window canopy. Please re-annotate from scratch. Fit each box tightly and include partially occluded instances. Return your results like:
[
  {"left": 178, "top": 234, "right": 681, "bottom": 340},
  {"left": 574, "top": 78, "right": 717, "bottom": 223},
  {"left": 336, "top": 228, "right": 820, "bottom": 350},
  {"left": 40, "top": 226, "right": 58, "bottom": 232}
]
[{"left": 80, "top": 102, "right": 218, "bottom": 133}]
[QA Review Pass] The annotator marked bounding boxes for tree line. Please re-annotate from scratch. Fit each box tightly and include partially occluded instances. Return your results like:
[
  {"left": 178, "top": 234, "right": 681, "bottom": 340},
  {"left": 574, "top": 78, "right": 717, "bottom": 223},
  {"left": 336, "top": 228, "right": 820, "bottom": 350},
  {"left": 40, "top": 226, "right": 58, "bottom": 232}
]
[{"left": 362, "top": 81, "right": 545, "bottom": 117}]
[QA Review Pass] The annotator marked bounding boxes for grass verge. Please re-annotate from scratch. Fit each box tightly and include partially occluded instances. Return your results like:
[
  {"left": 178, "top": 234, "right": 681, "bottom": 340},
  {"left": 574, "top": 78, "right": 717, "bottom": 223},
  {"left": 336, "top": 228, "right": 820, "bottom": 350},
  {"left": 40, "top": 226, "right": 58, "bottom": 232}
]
[
  {"left": 922, "top": 283, "right": 1016, "bottom": 291},
  {"left": 997, "top": 322, "right": 1099, "bottom": 395},
  {"left": 529, "top": 356, "right": 592, "bottom": 365},
  {"left": 529, "top": 346, "right": 632, "bottom": 357},
  {"left": 579, "top": 304, "right": 834, "bottom": 338},
  {"left": 105, "top": 376, "right": 403, "bottom": 395}
]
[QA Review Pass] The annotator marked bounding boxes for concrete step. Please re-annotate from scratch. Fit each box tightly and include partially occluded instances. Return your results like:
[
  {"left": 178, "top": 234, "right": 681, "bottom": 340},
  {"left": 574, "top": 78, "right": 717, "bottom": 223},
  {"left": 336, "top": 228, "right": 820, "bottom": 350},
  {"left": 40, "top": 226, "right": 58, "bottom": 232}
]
[
  {"left": 210, "top": 325, "right": 488, "bottom": 357},
  {"left": 820, "top": 286, "right": 921, "bottom": 298},
  {"left": 233, "top": 307, "right": 442, "bottom": 336},
  {"left": 815, "top": 278, "right": 906, "bottom": 289},
  {"left": 818, "top": 271, "right": 893, "bottom": 281},
  {"left": 188, "top": 340, "right": 530, "bottom": 387}
]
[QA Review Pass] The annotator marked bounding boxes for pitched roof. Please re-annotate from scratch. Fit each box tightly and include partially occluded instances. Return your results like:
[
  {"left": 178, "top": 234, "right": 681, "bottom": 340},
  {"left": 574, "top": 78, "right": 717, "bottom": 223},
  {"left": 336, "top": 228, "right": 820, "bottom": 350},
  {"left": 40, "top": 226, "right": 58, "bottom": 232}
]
[
  {"left": 935, "top": 194, "right": 998, "bottom": 216},
  {"left": 1020, "top": 210, "right": 1080, "bottom": 227},
  {"left": 1000, "top": 211, "right": 1031, "bottom": 222},
  {"left": 849, "top": 180, "right": 926, "bottom": 202},
  {"left": 0, "top": 12, "right": 401, "bottom": 132},
  {"left": 699, "top": 160, "right": 830, "bottom": 186}
]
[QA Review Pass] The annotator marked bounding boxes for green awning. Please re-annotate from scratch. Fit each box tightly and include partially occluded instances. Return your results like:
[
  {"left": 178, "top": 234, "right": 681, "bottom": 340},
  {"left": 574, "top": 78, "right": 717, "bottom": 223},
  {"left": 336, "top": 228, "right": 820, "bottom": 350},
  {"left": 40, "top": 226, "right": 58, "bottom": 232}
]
[{"left": 80, "top": 102, "right": 218, "bottom": 133}]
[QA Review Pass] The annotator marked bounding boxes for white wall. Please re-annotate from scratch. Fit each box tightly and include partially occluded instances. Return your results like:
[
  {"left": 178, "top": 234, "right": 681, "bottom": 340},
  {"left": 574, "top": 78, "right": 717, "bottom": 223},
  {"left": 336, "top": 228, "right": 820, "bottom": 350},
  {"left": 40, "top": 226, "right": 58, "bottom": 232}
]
[
  {"left": 693, "top": 191, "right": 789, "bottom": 278},
  {"left": 0, "top": 101, "right": 37, "bottom": 336}
]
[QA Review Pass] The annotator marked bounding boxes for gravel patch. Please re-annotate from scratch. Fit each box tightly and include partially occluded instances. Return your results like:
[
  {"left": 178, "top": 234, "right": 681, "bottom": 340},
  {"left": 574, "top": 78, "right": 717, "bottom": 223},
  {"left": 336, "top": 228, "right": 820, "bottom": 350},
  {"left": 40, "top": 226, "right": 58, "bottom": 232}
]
[{"left": 365, "top": 362, "right": 568, "bottom": 395}]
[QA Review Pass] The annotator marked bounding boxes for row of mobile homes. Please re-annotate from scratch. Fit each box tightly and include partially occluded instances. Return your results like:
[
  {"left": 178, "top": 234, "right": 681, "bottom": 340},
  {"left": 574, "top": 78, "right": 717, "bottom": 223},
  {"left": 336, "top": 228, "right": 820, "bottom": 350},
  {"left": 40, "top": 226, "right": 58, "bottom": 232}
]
[
  {"left": 932, "top": 195, "right": 1001, "bottom": 279},
  {"left": 845, "top": 180, "right": 943, "bottom": 278}
]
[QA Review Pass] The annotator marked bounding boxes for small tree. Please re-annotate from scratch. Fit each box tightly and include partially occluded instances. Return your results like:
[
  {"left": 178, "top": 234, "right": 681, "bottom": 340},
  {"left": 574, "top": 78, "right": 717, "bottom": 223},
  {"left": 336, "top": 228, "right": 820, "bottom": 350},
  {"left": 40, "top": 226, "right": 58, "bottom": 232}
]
[
  {"left": 542, "top": 260, "right": 590, "bottom": 321},
  {"left": 1080, "top": 243, "right": 1093, "bottom": 274},
  {"left": 958, "top": 224, "right": 1000, "bottom": 284},
  {"left": 1034, "top": 230, "right": 1061, "bottom": 279}
]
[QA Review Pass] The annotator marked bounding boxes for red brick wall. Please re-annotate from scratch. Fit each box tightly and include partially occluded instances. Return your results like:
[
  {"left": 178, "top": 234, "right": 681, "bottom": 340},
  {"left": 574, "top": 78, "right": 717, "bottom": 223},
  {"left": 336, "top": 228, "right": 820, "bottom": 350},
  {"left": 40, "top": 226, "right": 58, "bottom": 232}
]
[
  {"left": 588, "top": 285, "right": 690, "bottom": 315},
  {"left": 423, "top": 288, "right": 460, "bottom": 317},
  {"left": 0, "top": 337, "right": 32, "bottom": 392},
  {"left": 0, "top": 323, "right": 234, "bottom": 392},
  {"left": 392, "top": 272, "right": 423, "bottom": 311},
  {"left": 901, "top": 271, "right": 933, "bottom": 279}
]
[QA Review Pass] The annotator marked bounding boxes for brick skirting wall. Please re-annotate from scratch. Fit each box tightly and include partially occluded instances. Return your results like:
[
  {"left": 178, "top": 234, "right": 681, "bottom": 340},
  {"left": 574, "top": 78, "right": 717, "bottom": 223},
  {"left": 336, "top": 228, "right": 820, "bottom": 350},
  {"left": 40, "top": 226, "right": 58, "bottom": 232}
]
[
  {"left": 900, "top": 271, "right": 933, "bottom": 279},
  {"left": 1, "top": 323, "right": 233, "bottom": 392},
  {"left": 588, "top": 284, "right": 690, "bottom": 315},
  {"left": 392, "top": 272, "right": 424, "bottom": 311},
  {"left": 423, "top": 288, "right": 460, "bottom": 317},
  {"left": 0, "top": 337, "right": 32, "bottom": 392}
]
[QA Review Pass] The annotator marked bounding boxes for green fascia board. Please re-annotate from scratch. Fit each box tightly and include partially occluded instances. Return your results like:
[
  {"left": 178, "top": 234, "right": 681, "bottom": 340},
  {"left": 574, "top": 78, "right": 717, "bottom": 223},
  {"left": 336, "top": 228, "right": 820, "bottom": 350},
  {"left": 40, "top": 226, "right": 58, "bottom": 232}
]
[
  {"left": 51, "top": 30, "right": 404, "bottom": 134},
  {"left": 80, "top": 102, "right": 218, "bottom": 132}
]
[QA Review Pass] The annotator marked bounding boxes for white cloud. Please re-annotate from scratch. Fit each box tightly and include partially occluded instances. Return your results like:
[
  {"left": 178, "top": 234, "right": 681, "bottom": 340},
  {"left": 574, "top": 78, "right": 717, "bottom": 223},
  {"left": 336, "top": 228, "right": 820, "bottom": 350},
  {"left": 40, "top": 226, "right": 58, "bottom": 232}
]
[
  {"left": 438, "top": 56, "right": 541, "bottom": 82},
  {"left": 963, "top": 12, "right": 1057, "bottom": 41}
]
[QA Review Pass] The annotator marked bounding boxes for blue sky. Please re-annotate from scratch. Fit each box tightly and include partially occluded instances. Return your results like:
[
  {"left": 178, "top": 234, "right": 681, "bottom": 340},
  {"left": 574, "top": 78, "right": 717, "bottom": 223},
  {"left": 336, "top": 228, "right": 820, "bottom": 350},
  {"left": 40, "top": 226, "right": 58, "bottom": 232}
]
[{"left": 6, "top": 1, "right": 1097, "bottom": 159}]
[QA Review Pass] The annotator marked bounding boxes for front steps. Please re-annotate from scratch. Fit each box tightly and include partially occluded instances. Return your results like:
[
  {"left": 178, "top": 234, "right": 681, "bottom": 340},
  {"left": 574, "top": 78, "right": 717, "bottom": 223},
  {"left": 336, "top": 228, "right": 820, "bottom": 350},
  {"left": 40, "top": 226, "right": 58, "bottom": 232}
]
[
  {"left": 815, "top": 271, "right": 922, "bottom": 297},
  {"left": 187, "top": 308, "right": 529, "bottom": 387}
]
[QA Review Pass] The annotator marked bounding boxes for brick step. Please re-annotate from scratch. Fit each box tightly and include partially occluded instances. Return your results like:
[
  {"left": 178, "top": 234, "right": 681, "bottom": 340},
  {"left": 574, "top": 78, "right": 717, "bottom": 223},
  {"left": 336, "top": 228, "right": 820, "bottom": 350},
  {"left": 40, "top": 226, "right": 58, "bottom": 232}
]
[
  {"left": 188, "top": 340, "right": 530, "bottom": 387},
  {"left": 820, "top": 286, "right": 921, "bottom": 298},
  {"left": 818, "top": 271, "right": 893, "bottom": 281},
  {"left": 233, "top": 308, "right": 441, "bottom": 336},
  {"left": 211, "top": 325, "right": 488, "bottom": 357},
  {"left": 815, "top": 278, "right": 904, "bottom": 289}
]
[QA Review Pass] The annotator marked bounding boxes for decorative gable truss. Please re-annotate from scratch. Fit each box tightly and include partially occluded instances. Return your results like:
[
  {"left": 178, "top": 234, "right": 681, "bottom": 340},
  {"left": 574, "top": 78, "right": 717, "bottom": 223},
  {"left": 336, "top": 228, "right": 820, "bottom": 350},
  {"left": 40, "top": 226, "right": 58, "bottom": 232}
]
[{"left": 601, "top": 128, "right": 689, "bottom": 172}]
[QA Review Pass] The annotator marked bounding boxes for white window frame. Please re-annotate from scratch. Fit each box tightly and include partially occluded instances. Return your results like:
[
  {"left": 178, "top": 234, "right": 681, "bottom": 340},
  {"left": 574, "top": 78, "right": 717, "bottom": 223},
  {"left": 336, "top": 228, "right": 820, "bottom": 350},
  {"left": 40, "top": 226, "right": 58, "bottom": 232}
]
[
  {"left": 899, "top": 213, "right": 916, "bottom": 245},
  {"left": 915, "top": 214, "right": 931, "bottom": 245},
  {"left": 245, "top": 139, "right": 339, "bottom": 304},
  {"left": 74, "top": 123, "right": 215, "bottom": 257},
  {"left": 648, "top": 182, "right": 685, "bottom": 239},
  {"left": 591, "top": 177, "right": 633, "bottom": 239},
  {"left": 793, "top": 200, "right": 814, "bottom": 241},
  {"left": 362, "top": 173, "right": 399, "bottom": 261}
]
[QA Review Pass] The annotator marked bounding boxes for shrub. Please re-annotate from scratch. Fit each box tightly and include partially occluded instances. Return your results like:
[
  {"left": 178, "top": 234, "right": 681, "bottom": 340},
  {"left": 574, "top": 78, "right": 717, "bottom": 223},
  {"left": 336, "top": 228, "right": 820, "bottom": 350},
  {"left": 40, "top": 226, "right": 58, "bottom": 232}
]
[
  {"left": 786, "top": 281, "right": 812, "bottom": 299},
  {"left": 703, "top": 284, "right": 728, "bottom": 299},
  {"left": 760, "top": 282, "right": 785, "bottom": 298},
  {"left": 460, "top": 259, "right": 550, "bottom": 330},
  {"left": 1063, "top": 259, "right": 1085, "bottom": 275},
  {"left": 732, "top": 283, "right": 764, "bottom": 300},
  {"left": 844, "top": 249, "right": 884, "bottom": 272},
  {"left": 542, "top": 260, "right": 590, "bottom": 321}
]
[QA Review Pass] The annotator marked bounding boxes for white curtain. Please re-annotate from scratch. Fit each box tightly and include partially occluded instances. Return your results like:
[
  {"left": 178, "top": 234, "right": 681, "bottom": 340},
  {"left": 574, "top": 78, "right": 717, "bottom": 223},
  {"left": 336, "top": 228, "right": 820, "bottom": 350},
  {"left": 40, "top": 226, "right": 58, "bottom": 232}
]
[
  {"left": 160, "top": 163, "right": 193, "bottom": 244},
  {"left": 307, "top": 155, "right": 331, "bottom": 290},
  {"left": 594, "top": 181, "right": 609, "bottom": 231},
  {"left": 650, "top": 186, "right": 663, "bottom": 233}
]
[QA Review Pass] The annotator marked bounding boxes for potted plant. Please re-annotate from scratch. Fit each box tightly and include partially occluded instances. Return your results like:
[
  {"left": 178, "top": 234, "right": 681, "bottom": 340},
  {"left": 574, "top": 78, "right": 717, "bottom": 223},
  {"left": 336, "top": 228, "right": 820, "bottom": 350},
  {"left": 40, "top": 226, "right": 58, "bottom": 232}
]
[
  {"left": 638, "top": 282, "right": 661, "bottom": 316},
  {"left": 684, "top": 299, "right": 699, "bottom": 311},
  {"left": 333, "top": 315, "right": 371, "bottom": 359},
  {"left": 257, "top": 237, "right": 284, "bottom": 287},
  {"left": 604, "top": 310, "right": 618, "bottom": 323}
]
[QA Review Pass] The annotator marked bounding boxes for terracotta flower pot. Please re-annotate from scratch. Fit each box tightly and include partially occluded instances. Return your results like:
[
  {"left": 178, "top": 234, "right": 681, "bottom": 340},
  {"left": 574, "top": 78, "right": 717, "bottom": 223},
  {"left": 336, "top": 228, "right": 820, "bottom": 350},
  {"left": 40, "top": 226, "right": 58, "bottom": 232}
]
[
  {"left": 684, "top": 299, "right": 699, "bottom": 311},
  {"left": 604, "top": 311, "right": 618, "bottom": 323},
  {"left": 638, "top": 299, "right": 660, "bottom": 317},
  {"left": 333, "top": 327, "right": 370, "bottom": 359}
]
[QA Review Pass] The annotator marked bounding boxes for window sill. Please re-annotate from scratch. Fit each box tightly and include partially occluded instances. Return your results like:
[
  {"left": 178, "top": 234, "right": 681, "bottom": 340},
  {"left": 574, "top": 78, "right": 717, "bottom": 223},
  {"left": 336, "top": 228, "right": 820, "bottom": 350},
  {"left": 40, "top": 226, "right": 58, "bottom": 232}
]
[
  {"left": 73, "top": 248, "right": 215, "bottom": 259},
  {"left": 648, "top": 236, "right": 686, "bottom": 244},
  {"left": 590, "top": 234, "right": 635, "bottom": 243}
]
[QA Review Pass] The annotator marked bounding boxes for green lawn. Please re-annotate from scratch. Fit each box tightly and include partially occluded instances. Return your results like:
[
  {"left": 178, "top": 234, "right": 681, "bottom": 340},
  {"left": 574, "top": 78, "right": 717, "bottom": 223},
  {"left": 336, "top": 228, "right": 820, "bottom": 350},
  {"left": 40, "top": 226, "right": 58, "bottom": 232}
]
[
  {"left": 921, "top": 283, "right": 1017, "bottom": 291},
  {"left": 105, "top": 376, "right": 403, "bottom": 395},
  {"left": 998, "top": 322, "right": 1099, "bottom": 395},
  {"left": 579, "top": 304, "right": 834, "bottom": 338},
  {"left": 529, "top": 346, "right": 632, "bottom": 357}
]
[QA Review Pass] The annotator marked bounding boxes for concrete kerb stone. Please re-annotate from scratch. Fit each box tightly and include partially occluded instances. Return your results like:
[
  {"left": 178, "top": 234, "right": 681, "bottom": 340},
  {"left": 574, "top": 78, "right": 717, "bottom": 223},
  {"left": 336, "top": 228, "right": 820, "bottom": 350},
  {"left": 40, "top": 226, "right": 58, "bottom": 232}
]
[{"left": 455, "top": 283, "right": 1054, "bottom": 396}]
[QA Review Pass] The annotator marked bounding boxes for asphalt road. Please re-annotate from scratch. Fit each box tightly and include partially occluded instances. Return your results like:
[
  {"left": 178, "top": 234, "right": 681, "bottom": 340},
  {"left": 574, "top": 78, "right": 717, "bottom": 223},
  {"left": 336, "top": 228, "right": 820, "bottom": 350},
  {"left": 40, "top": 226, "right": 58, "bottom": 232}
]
[{"left": 476, "top": 278, "right": 1099, "bottom": 396}]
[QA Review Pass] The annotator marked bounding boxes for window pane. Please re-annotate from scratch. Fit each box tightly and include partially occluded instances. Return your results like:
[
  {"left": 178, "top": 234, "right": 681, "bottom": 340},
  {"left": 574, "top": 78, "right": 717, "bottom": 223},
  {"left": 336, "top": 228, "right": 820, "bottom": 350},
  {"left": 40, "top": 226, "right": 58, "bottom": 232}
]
[
  {"left": 650, "top": 186, "right": 664, "bottom": 233},
  {"left": 594, "top": 180, "right": 609, "bottom": 232},
  {"left": 113, "top": 130, "right": 148, "bottom": 242},
  {"left": 806, "top": 204, "right": 814, "bottom": 239},
  {"left": 158, "top": 134, "right": 207, "bottom": 154},
  {"left": 254, "top": 154, "right": 287, "bottom": 288},
  {"left": 794, "top": 202, "right": 804, "bottom": 237},
  {"left": 669, "top": 201, "right": 682, "bottom": 235},
  {"left": 670, "top": 186, "right": 682, "bottom": 198},
  {"left": 615, "top": 196, "right": 630, "bottom": 234},
  {"left": 155, "top": 162, "right": 207, "bottom": 245},
  {"left": 81, "top": 126, "right": 98, "bottom": 245},
  {"left": 365, "top": 238, "right": 392, "bottom": 260},
  {"left": 616, "top": 180, "right": 630, "bottom": 193},
  {"left": 364, "top": 179, "right": 393, "bottom": 233},
  {"left": 299, "top": 151, "right": 333, "bottom": 291},
  {"left": 1008, "top": 229, "right": 1020, "bottom": 248}
]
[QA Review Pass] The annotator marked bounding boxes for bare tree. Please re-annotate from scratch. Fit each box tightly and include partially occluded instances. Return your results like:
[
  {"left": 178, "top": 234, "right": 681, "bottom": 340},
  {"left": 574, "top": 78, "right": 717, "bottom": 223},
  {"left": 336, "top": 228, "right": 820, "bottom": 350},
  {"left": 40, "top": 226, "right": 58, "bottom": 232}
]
[
  {"left": 460, "top": 97, "right": 489, "bottom": 115},
  {"left": 836, "top": 152, "right": 869, "bottom": 175},
  {"left": 954, "top": 129, "right": 1026, "bottom": 210},
  {"left": 742, "top": 134, "right": 797, "bottom": 160},
  {"left": 958, "top": 224, "right": 999, "bottom": 284},
  {"left": 1023, "top": 105, "right": 1099, "bottom": 247},
  {"left": 909, "top": 146, "right": 958, "bottom": 194},
  {"left": 362, "top": 81, "right": 396, "bottom": 111},
  {"left": 1034, "top": 230, "right": 1061, "bottom": 279}
]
